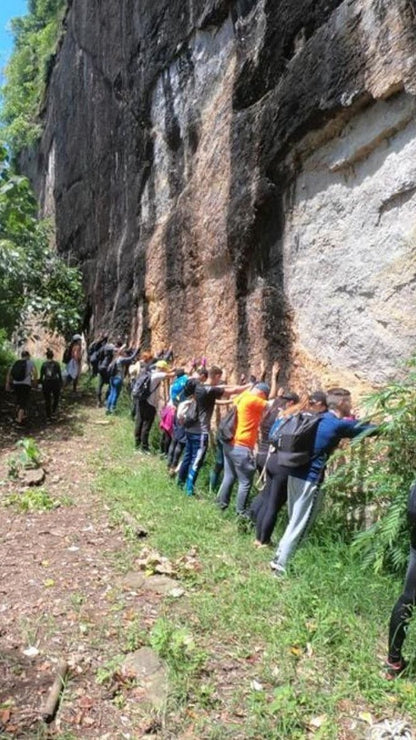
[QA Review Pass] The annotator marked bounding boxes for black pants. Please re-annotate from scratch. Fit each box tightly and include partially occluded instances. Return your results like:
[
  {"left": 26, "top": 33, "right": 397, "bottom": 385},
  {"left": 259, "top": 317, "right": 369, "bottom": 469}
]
[
  {"left": 43, "top": 381, "right": 61, "bottom": 418},
  {"left": 388, "top": 483, "right": 416, "bottom": 663},
  {"left": 134, "top": 400, "right": 156, "bottom": 451},
  {"left": 255, "top": 454, "right": 289, "bottom": 544},
  {"left": 97, "top": 373, "right": 109, "bottom": 405},
  {"left": 167, "top": 438, "right": 186, "bottom": 469},
  {"left": 160, "top": 430, "right": 171, "bottom": 455}
]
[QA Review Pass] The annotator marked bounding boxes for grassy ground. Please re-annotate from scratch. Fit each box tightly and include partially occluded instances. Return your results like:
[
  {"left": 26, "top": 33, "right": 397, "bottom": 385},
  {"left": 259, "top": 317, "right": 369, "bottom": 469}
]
[{"left": 90, "top": 397, "right": 416, "bottom": 738}]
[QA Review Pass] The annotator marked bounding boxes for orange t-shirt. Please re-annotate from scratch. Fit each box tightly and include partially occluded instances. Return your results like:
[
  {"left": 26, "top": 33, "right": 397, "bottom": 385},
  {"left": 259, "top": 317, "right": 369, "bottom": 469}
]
[{"left": 233, "top": 392, "right": 268, "bottom": 449}]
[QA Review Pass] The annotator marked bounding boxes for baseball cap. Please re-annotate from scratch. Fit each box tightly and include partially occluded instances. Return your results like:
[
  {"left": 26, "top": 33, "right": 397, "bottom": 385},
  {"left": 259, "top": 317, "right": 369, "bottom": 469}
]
[
  {"left": 255, "top": 382, "right": 270, "bottom": 396},
  {"left": 155, "top": 360, "right": 169, "bottom": 371}
]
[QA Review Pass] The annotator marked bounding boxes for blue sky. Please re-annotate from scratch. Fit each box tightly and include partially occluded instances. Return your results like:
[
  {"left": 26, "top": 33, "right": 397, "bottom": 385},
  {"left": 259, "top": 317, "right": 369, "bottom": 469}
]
[{"left": 0, "top": 0, "right": 28, "bottom": 78}]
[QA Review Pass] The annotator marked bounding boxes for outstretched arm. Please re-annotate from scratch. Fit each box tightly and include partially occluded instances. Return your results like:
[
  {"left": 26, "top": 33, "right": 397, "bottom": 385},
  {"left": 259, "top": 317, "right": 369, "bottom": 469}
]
[{"left": 269, "top": 360, "right": 281, "bottom": 400}]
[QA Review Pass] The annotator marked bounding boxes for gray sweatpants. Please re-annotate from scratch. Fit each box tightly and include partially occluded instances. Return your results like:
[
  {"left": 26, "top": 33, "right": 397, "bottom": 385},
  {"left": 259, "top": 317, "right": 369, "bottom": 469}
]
[
  {"left": 216, "top": 443, "right": 256, "bottom": 514},
  {"left": 274, "top": 476, "right": 324, "bottom": 568}
]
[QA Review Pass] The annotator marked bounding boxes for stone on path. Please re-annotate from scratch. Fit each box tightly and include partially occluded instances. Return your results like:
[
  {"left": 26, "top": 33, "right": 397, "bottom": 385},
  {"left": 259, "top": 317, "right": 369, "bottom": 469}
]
[
  {"left": 20, "top": 468, "right": 46, "bottom": 486},
  {"left": 121, "top": 572, "right": 186, "bottom": 596},
  {"left": 121, "top": 647, "right": 167, "bottom": 710}
]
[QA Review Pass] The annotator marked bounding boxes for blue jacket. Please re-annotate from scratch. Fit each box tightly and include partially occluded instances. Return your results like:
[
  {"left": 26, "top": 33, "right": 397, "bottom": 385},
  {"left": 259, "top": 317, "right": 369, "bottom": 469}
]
[{"left": 292, "top": 411, "right": 376, "bottom": 483}]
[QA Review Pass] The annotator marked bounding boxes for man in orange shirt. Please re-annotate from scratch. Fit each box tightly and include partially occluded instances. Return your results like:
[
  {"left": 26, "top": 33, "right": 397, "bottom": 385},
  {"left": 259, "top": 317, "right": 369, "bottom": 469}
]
[{"left": 216, "top": 382, "right": 270, "bottom": 515}]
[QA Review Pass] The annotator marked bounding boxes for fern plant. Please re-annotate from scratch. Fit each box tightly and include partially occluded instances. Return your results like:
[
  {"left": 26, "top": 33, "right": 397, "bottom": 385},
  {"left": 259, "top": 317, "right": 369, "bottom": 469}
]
[{"left": 322, "top": 357, "right": 416, "bottom": 573}]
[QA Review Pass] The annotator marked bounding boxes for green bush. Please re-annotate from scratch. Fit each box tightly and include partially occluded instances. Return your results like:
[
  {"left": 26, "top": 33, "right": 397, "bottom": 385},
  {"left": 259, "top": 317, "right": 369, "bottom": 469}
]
[
  {"left": 322, "top": 356, "right": 416, "bottom": 573},
  {"left": 1, "top": 0, "right": 67, "bottom": 155}
]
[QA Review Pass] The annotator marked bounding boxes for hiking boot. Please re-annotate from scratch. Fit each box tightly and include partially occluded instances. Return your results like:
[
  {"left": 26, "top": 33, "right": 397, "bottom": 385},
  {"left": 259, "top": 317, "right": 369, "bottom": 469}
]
[{"left": 384, "top": 659, "right": 407, "bottom": 680}]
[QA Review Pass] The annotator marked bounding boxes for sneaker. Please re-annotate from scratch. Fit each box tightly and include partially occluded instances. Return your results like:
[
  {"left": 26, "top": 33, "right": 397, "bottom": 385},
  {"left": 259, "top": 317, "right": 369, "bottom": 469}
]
[
  {"left": 269, "top": 558, "right": 280, "bottom": 571},
  {"left": 384, "top": 659, "right": 407, "bottom": 680},
  {"left": 272, "top": 564, "right": 287, "bottom": 578}
]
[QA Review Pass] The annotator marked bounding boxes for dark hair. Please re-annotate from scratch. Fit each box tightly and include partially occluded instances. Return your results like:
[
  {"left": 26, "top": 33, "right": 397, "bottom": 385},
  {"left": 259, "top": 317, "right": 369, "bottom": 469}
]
[
  {"left": 21, "top": 350, "right": 30, "bottom": 359},
  {"left": 208, "top": 365, "right": 222, "bottom": 379},
  {"left": 46, "top": 348, "right": 54, "bottom": 359},
  {"left": 197, "top": 366, "right": 208, "bottom": 379},
  {"left": 326, "top": 387, "right": 351, "bottom": 410}
]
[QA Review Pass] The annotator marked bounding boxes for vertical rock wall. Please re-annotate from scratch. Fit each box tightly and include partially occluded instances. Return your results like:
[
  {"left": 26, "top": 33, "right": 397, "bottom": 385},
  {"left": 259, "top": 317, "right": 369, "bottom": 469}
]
[{"left": 28, "top": 0, "right": 416, "bottom": 387}]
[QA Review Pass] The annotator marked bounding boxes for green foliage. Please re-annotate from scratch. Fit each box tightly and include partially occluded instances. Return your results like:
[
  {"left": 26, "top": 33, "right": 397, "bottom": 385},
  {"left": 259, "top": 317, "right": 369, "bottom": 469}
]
[
  {"left": 6, "top": 487, "right": 56, "bottom": 512},
  {"left": 0, "top": 329, "right": 15, "bottom": 385},
  {"left": 323, "top": 357, "right": 416, "bottom": 573},
  {"left": 1, "top": 0, "right": 67, "bottom": 154},
  {"left": 150, "top": 617, "right": 206, "bottom": 676},
  {"left": 8, "top": 436, "right": 42, "bottom": 477},
  {"left": 0, "top": 152, "right": 83, "bottom": 338},
  {"left": 16, "top": 437, "right": 42, "bottom": 468}
]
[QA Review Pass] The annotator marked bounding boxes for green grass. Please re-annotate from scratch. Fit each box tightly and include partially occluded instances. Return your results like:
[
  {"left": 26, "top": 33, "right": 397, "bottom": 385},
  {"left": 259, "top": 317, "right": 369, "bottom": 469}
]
[{"left": 90, "top": 401, "right": 416, "bottom": 737}]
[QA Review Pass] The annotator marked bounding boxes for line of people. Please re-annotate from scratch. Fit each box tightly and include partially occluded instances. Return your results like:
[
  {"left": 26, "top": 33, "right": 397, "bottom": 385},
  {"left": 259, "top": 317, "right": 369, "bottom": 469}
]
[{"left": 81, "top": 338, "right": 416, "bottom": 680}]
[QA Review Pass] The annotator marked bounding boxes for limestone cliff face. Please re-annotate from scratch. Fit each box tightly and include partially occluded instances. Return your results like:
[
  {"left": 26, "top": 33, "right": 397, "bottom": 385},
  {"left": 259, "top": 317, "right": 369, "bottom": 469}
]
[{"left": 26, "top": 0, "right": 416, "bottom": 388}]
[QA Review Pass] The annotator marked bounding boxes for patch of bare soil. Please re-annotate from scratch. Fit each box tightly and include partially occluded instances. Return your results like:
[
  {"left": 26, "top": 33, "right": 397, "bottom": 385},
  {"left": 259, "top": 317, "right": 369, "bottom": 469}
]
[{"left": 0, "top": 388, "right": 166, "bottom": 738}]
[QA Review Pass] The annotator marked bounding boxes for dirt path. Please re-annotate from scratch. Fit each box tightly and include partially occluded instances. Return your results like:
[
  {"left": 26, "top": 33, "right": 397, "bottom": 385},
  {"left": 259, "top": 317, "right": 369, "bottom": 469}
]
[{"left": 0, "top": 390, "right": 164, "bottom": 738}]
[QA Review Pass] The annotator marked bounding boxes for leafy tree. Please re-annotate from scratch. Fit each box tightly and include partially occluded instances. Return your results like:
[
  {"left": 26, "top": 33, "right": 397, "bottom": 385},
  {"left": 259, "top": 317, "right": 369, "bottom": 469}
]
[
  {"left": 1, "top": 0, "right": 67, "bottom": 153},
  {"left": 322, "top": 360, "right": 416, "bottom": 573},
  {"left": 0, "top": 147, "right": 83, "bottom": 339}
]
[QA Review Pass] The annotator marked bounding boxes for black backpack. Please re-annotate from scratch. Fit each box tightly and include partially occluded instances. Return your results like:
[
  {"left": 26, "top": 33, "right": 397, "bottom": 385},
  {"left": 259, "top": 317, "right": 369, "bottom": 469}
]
[
  {"left": 43, "top": 361, "right": 61, "bottom": 382},
  {"left": 11, "top": 359, "right": 27, "bottom": 382},
  {"left": 218, "top": 405, "right": 238, "bottom": 443},
  {"left": 270, "top": 412, "right": 322, "bottom": 468},
  {"left": 131, "top": 371, "right": 152, "bottom": 401},
  {"left": 98, "top": 351, "right": 113, "bottom": 379}
]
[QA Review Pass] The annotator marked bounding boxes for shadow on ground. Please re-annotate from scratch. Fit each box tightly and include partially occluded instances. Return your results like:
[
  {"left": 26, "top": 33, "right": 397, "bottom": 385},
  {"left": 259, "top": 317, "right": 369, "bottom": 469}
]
[{"left": 0, "top": 383, "right": 99, "bottom": 453}]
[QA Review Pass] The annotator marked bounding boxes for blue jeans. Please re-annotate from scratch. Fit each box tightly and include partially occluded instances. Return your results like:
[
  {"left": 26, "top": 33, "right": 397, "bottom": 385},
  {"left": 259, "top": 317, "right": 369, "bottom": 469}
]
[
  {"left": 177, "top": 432, "right": 209, "bottom": 495},
  {"left": 107, "top": 375, "right": 123, "bottom": 411},
  {"left": 216, "top": 443, "right": 256, "bottom": 514}
]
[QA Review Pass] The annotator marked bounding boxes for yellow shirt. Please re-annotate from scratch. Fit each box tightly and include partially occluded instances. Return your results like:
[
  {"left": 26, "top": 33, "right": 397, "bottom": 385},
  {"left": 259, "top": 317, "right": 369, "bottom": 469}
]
[{"left": 233, "top": 392, "right": 268, "bottom": 449}]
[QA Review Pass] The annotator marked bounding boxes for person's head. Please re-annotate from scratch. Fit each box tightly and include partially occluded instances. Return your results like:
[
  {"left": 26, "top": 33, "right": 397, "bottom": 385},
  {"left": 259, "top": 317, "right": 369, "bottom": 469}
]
[
  {"left": 174, "top": 367, "right": 185, "bottom": 378},
  {"left": 196, "top": 366, "right": 208, "bottom": 382},
  {"left": 141, "top": 350, "right": 153, "bottom": 364},
  {"left": 46, "top": 349, "right": 54, "bottom": 360},
  {"left": 21, "top": 350, "right": 30, "bottom": 359},
  {"left": 308, "top": 390, "right": 328, "bottom": 413},
  {"left": 208, "top": 365, "right": 223, "bottom": 384},
  {"left": 155, "top": 359, "right": 169, "bottom": 372},
  {"left": 72, "top": 333, "right": 82, "bottom": 343},
  {"left": 253, "top": 382, "right": 270, "bottom": 399},
  {"left": 326, "top": 387, "right": 351, "bottom": 417},
  {"left": 280, "top": 390, "right": 300, "bottom": 408}
]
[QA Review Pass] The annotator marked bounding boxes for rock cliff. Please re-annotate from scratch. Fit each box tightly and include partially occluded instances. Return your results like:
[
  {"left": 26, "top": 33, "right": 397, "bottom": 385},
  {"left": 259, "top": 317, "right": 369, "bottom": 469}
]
[{"left": 25, "top": 0, "right": 416, "bottom": 388}]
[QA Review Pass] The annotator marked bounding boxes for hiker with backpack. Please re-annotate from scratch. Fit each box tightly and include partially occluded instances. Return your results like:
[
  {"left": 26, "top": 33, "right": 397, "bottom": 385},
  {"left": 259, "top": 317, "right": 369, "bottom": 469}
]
[
  {"left": 133, "top": 360, "right": 174, "bottom": 453},
  {"left": 96, "top": 343, "right": 116, "bottom": 407},
  {"left": 106, "top": 345, "right": 139, "bottom": 414},
  {"left": 6, "top": 350, "right": 38, "bottom": 425},
  {"left": 270, "top": 388, "right": 377, "bottom": 577},
  {"left": 253, "top": 391, "right": 310, "bottom": 547},
  {"left": 216, "top": 382, "right": 275, "bottom": 515},
  {"left": 63, "top": 334, "right": 82, "bottom": 392},
  {"left": 87, "top": 335, "right": 108, "bottom": 378},
  {"left": 177, "top": 366, "right": 250, "bottom": 497},
  {"left": 40, "top": 349, "right": 63, "bottom": 419}
]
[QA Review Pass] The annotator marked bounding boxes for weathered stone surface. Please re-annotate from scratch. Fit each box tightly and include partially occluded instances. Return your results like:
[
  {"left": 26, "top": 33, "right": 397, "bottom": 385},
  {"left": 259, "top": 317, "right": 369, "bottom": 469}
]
[
  {"left": 20, "top": 468, "right": 46, "bottom": 487},
  {"left": 121, "top": 647, "right": 167, "bottom": 710},
  {"left": 24, "top": 0, "right": 416, "bottom": 390},
  {"left": 121, "top": 572, "right": 183, "bottom": 596}
]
